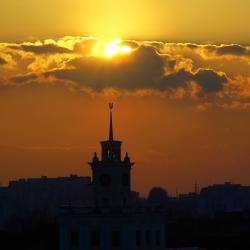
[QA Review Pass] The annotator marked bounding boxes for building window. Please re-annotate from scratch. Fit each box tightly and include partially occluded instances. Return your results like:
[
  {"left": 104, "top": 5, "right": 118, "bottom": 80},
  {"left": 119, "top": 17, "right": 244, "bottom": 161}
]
[
  {"left": 70, "top": 231, "right": 79, "bottom": 248},
  {"left": 112, "top": 230, "right": 121, "bottom": 247},
  {"left": 136, "top": 230, "right": 141, "bottom": 247},
  {"left": 146, "top": 230, "right": 151, "bottom": 246},
  {"left": 90, "top": 231, "right": 100, "bottom": 247},
  {"left": 156, "top": 230, "right": 160, "bottom": 246}
]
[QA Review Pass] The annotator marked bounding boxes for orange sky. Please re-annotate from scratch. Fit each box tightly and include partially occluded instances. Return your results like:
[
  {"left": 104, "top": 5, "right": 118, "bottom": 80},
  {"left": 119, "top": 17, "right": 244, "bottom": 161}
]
[
  {"left": 1, "top": 0, "right": 250, "bottom": 43},
  {"left": 1, "top": 2, "right": 250, "bottom": 196},
  {"left": 1, "top": 80, "right": 250, "bottom": 195}
]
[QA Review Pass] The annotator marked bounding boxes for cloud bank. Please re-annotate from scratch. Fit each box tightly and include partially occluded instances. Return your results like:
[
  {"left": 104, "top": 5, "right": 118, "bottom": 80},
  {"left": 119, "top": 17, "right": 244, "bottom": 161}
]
[{"left": 1, "top": 36, "right": 250, "bottom": 109}]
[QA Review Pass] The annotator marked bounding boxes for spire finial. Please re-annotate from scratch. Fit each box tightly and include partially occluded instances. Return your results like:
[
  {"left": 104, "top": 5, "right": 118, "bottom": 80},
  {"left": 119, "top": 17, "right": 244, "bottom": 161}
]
[
  {"left": 109, "top": 103, "right": 113, "bottom": 110},
  {"left": 109, "top": 103, "right": 114, "bottom": 141}
]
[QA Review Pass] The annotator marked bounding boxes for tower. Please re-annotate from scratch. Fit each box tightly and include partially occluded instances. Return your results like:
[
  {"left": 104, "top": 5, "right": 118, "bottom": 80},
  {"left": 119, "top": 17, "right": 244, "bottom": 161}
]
[
  {"left": 59, "top": 103, "right": 167, "bottom": 250},
  {"left": 88, "top": 103, "right": 134, "bottom": 210}
]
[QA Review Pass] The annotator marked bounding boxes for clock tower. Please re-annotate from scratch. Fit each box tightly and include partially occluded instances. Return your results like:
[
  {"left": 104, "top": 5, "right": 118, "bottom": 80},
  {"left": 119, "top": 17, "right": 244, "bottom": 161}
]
[
  {"left": 88, "top": 103, "right": 134, "bottom": 210},
  {"left": 59, "top": 103, "right": 167, "bottom": 250}
]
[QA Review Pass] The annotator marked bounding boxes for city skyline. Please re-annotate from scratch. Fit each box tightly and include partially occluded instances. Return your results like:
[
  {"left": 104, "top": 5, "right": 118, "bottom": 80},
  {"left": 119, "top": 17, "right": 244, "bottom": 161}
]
[{"left": 1, "top": 1, "right": 250, "bottom": 196}]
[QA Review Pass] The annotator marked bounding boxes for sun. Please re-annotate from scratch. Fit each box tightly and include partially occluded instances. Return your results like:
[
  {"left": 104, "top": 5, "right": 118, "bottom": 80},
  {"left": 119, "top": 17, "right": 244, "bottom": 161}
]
[{"left": 104, "top": 40, "right": 132, "bottom": 57}]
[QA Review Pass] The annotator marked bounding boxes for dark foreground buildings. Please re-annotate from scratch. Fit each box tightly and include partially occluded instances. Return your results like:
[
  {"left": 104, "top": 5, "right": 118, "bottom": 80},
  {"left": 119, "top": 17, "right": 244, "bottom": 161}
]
[{"left": 0, "top": 175, "right": 93, "bottom": 230}]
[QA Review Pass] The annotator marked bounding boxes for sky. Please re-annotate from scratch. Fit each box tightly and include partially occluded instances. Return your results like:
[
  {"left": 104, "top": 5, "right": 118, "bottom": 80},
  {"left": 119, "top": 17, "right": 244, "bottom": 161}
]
[
  {"left": 1, "top": 0, "right": 250, "bottom": 43},
  {"left": 1, "top": 1, "right": 250, "bottom": 195}
]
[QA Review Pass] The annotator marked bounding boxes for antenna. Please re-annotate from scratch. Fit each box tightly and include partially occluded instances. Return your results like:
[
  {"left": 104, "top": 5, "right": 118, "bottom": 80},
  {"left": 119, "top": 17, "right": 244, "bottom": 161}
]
[
  {"left": 176, "top": 187, "right": 179, "bottom": 198},
  {"left": 109, "top": 103, "right": 114, "bottom": 141}
]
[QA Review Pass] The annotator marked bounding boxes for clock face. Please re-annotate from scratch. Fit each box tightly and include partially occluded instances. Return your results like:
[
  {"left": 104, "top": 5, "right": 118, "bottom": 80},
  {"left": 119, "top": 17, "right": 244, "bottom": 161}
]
[
  {"left": 122, "top": 173, "right": 130, "bottom": 186},
  {"left": 99, "top": 174, "right": 112, "bottom": 187}
]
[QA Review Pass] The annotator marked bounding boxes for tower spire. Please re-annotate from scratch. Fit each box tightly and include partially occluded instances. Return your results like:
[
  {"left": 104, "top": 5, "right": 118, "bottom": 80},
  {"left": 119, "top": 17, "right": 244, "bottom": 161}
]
[{"left": 109, "top": 103, "right": 114, "bottom": 141}]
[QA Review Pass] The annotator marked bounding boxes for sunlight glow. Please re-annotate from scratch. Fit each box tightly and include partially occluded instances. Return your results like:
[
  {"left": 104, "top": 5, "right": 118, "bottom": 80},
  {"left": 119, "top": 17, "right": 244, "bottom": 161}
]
[{"left": 104, "top": 40, "right": 132, "bottom": 57}]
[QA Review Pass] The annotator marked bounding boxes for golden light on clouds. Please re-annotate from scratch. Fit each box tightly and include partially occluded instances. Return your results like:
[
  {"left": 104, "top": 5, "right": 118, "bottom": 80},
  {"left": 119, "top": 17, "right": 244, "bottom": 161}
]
[
  {"left": 91, "top": 39, "right": 132, "bottom": 58},
  {"left": 104, "top": 40, "right": 132, "bottom": 57}
]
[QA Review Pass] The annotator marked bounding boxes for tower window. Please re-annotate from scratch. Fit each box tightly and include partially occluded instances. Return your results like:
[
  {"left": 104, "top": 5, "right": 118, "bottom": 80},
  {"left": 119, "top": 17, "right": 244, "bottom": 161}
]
[
  {"left": 136, "top": 230, "right": 141, "bottom": 247},
  {"left": 90, "top": 231, "right": 100, "bottom": 247},
  {"left": 146, "top": 230, "right": 151, "bottom": 246},
  {"left": 99, "top": 174, "right": 112, "bottom": 187},
  {"left": 70, "top": 231, "right": 79, "bottom": 248},
  {"left": 112, "top": 230, "right": 121, "bottom": 247},
  {"left": 122, "top": 173, "right": 130, "bottom": 186}
]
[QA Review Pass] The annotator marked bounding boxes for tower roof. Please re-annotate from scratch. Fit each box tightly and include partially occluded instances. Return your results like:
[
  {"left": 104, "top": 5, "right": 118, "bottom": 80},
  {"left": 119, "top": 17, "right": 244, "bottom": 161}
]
[{"left": 100, "top": 103, "right": 121, "bottom": 144}]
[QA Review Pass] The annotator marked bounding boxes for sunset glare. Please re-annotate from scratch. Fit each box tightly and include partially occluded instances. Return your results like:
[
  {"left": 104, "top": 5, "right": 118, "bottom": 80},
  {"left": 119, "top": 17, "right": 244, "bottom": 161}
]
[{"left": 104, "top": 40, "right": 132, "bottom": 57}]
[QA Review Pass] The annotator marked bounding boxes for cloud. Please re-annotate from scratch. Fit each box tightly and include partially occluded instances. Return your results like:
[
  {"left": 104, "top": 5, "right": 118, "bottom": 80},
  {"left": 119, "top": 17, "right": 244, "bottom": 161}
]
[
  {"left": 161, "top": 42, "right": 250, "bottom": 60},
  {"left": 0, "top": 36, "right": 249, "bottom": 109},
  {"left": 216, "top": 45, "right": 247, "bottom": 56},
  {"left": 0, "top": 57, "right": 7, "bottom": 65},
  {"left": 7, "top": 37, "right": 99, "bottom": 56},
  {"left": 120, "top": 40, "right": 139, "bottom": 49},
  {"left": 45, "top": 45, "right": 166, "bottom": 91},
  {"left": 9, "top": 43, "right": 72, "bottom": 55},
  {"left": 43, "top": 44, "right": 228, "bottom": 96},
  {"left": 194, "top": 69, "right": 227, "bottom": 92},
  {"left": 219, "top": 101, "right": 250, "bottom": 110},
  {"left": 11, "top": 73, "right": 38, "bottom": 83},
  {"left": 223, "top": 76, "right": 250, "bottom": 99},
  {"left": 201, "top": 44, "right": 250, "bottom": 58}
]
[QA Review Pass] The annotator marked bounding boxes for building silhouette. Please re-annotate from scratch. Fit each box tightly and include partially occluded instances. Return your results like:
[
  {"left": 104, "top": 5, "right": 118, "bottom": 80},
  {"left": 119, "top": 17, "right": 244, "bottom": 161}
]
[
  {"left": 58, "top": 104, "right": 167, "bottom": 250},
  {"left": 168, "top": 182, "right": 250, "bottom": 217},
  {"left": 0, "top": 175, "right": 92, "bottom": 229},
  {"left": 197, "top": 182, "right": 250, "bottom": 215}
]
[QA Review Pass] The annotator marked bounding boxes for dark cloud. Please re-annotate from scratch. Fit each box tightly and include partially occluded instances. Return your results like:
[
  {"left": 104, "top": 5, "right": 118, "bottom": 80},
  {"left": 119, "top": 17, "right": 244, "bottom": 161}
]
[
  {"left": 44, "top": 44, "right": 228, "bottom": 95},
  {"left": 0, "top": 57, "right": 7, "bottom": 65},
  {"left": 195, "top": 69, "right": 227, "bottom": 92},
  {"left": 164, "top": 57, "right": 176, "bottom": 70},
  {"left": 11, "top": 73, "right": 38, "bottom": 83},
  {"left": 216, "top": 45, "right": 247, "bottom": 56},
  {"left": 203, "top": 44, "right": 248, "bottom": 57},
  {"left": 164, "top": 43, "right": 249, "bottom": 58},
  {"left": 160, "top": 70, "right": 192, "bottom": 90},
  {"left": 9, "top": 44, "right": 72, "bottom": 54},
  {"left": 45, "top": 45, "right": 165, "bottom": 91},
  {"left": 160, "top": 69, "right": 227, "bottom": 94}
]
